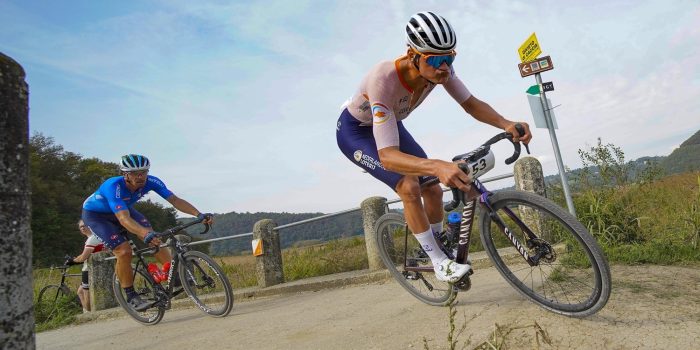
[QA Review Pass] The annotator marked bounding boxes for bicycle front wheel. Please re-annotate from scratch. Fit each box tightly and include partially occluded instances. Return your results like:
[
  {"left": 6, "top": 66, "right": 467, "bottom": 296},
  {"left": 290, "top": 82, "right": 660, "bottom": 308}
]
[
  {"left": 374, "top": 213, "right": 457, "bottom": 306},
  {"left": 179, "top": 251, "right": 234, "bottom": 317},
  {"left": 113, "top": 266, "right": 165, "bottom": 325},
  {"left": 37, "top": 284, "right": 77, "bottom": 312},
  {"left": 479, "top": 190, "right": 611, "bottom": 317}
]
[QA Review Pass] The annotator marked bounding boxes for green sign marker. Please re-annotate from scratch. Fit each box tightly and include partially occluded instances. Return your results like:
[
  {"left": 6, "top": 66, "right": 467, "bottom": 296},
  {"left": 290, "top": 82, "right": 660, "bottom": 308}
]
[{"left": 526, "top": 85, "right": 540, "bottom": 95}]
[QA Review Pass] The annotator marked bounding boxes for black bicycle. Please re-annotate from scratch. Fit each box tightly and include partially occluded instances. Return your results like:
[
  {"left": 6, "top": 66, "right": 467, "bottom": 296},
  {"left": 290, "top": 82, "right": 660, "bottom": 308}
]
[
  {"left": 374, "top": 125, "right": 611, "bottom": 317},
  {"left": 112, "top": 217, "right": 234, "bottom": 325},
  {"left": 37, "top": 264, "right": 82, "bottom": 312}
]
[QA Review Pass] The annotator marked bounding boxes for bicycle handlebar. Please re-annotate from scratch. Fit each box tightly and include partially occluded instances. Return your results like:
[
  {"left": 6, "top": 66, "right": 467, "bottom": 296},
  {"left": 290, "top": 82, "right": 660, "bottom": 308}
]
[
  {"left": 444, "top": 123, "right": 530, "bottom": 211},
  {"left": 155, "top": 214, "right": 212, "bottom": 240}
]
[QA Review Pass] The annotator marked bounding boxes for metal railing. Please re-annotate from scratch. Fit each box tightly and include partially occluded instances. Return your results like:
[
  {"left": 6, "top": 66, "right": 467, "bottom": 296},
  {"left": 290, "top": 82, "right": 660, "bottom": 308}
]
[{"left": 189, "top": 172, "right": 514, "bottom": 246}]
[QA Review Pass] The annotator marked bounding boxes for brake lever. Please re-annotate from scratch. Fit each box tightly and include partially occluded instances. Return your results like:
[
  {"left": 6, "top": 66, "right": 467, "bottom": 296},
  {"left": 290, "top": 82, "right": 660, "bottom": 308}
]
[{"left": 514, "top": 123, "right": 531, "bottom": 155}]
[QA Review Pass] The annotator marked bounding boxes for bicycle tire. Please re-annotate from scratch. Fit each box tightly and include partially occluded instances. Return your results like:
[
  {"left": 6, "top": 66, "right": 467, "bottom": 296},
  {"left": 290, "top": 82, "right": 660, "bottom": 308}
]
[
  {"left": 178, "top": 250, "right": 234, "bottom": 317},
  {"left": 37, "top": 284, "right": 76, "bottom": 310},
  {"left": 374, "top": 213, "right": 457, "bottom": 306},
  {"left": 479, "top": 190, "right": 611, "bottom": 317},
  {"left": 113, "top": 266, "right": 165, "bottom": 325}
]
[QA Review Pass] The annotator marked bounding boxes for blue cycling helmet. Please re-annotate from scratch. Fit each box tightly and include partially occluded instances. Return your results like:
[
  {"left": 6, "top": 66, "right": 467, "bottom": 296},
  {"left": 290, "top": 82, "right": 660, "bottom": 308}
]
[{"left": 120, "top": 154, "right": 150, "bottom": 172}]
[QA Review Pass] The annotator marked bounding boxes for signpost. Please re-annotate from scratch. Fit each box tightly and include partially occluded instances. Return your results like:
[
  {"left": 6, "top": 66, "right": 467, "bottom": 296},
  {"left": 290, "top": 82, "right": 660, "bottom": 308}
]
[
  {"left": 518, "top": 56, "right": 554, "bottom": 77},
  {"left": 516, "top": 33, "right": 576, "bottom": 217}
]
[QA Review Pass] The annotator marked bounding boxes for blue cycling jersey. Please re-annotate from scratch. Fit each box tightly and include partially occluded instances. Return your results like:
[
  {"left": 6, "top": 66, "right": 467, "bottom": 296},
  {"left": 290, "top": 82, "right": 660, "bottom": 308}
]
[{"left": 82, "top": 175, "right": 174, "bottom": 213}]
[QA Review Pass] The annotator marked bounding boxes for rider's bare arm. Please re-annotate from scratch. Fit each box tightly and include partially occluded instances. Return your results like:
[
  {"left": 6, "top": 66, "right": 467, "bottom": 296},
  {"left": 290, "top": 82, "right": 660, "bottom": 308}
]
[
  {"left": 73, "top": 246, "right": 95, "bottom": 263},
  {"left": 115, "top": 210, "right": 152, "bottom": 240},
  {"left": 166, "top": 195, "right": 214, "bottom": 224},
  {"left": 461, "top": 96, "right": 532, "bottom": 144},
  {"left": 378, "top": 147, "right": 471, "bottom": 192}
]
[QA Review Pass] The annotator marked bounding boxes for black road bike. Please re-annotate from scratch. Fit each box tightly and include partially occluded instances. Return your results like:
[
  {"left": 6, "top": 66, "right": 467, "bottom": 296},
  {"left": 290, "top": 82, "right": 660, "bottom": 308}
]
[
  {"left": 37, "top": 264, "right": 82, "bottom": 312},
  {"left": 113, "top": 217, "right": 234, "bottom": 325},
  {"left": 374, "top": 125, "right": 611, "bottom": 317}
]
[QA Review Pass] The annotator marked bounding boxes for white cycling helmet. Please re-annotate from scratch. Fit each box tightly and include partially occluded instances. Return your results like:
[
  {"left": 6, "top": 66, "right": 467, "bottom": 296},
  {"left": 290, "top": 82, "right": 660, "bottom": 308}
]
[
  {"left": 120, "top": 154, "right": 150, "bottom": 172},
  {"left": 406, "top": 11, "right": 456, "bottom": 54}
]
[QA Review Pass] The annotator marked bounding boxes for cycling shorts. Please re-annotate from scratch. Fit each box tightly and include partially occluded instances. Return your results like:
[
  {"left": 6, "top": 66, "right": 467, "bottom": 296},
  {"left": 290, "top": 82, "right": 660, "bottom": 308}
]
[
  {"left": 81, "top": 208, "right": 151, "bottom": 250},
  {"left": 336, "top": 108, "right": 436, "bottom": 191}
]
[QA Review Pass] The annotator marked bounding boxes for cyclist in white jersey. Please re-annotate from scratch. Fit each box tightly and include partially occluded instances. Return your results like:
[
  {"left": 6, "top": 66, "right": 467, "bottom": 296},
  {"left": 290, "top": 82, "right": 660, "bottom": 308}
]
[
  {"left": 336, "top": 11, "right": 532, "bottom": 283},
  {"left": 66, "top": 220, "right": 104, "bottom": 312}
]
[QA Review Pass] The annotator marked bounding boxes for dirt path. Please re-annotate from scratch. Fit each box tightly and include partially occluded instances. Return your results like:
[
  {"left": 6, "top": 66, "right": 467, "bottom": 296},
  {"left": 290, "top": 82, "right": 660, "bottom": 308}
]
[{"left": 37, "top": 265, "right": 700, "bottom": 350}]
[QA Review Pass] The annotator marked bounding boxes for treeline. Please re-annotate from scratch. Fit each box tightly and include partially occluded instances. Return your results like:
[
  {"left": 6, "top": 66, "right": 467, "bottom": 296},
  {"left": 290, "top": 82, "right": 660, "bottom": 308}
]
[{"left": 30, "top": 134, "right": 177, "bottom": 266}]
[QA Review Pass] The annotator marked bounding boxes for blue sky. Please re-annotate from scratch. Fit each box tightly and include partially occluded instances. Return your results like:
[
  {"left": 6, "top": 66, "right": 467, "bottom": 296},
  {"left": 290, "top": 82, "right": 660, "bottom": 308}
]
[{"left": 2, "top": 0, "right": 699, "bottom": 214}]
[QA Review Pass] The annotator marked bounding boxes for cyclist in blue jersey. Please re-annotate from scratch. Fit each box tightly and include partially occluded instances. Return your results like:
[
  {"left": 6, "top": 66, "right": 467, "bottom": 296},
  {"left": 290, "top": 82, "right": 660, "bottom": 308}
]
[{"left": 81, "top": 154, "right": 213, "bottom": 311}]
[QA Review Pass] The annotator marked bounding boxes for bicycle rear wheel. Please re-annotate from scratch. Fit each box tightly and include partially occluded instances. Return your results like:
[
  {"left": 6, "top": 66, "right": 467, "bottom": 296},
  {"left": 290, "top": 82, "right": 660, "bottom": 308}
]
[
  {"left": 374, "top": 213, "right": 457, "bottom": 306},
  {"left": 479, "top": 190, "right": 611, "bottom": 317},
  {"left": 179, "top": 251, "right": 234, "bottom": 317},
  {"left": 113, "top": 266, "right": 165, "bottom": 325}
]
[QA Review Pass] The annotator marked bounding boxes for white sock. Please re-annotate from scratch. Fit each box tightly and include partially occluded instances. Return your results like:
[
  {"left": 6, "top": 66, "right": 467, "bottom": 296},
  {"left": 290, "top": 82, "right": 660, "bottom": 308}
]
[
  {"left": 430, "top": 222, "right": 444, "bottom": 235},
  {"left": 414, "top": 228, "right": 448, "bottom": 264}
]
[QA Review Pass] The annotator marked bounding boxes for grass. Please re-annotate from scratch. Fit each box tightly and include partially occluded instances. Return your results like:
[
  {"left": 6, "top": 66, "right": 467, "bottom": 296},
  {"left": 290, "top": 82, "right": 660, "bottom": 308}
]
[
  {"left": 217, "top": 235, "right": 368, "bottom": 288},
  {"left": 422, "top": 302, "right": 554, "bottom": 350}
]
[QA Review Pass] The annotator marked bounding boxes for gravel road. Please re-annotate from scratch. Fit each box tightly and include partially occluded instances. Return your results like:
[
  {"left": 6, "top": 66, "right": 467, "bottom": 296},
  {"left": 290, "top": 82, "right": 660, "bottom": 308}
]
[{"left": 37, "top": 265, "right": 700, "bottom": 350}]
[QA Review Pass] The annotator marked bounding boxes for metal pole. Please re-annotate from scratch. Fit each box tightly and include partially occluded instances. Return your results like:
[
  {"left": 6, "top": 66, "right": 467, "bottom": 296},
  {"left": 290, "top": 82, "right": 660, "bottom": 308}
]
[{"left": 535, "top": 73, "right": 577, "bottom": 217}]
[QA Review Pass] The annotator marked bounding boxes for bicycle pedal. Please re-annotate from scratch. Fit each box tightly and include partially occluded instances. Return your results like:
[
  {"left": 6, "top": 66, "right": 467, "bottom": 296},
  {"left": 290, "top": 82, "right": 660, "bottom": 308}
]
[{"left": 454, "top": 276, "right": 471, "bottom": 291}]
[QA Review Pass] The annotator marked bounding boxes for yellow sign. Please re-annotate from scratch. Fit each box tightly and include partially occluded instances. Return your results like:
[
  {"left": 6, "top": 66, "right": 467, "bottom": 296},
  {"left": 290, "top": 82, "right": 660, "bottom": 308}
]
[
  {"left": 518, "top": 32, "right": 541, "bottom": 63},
  {"left": 252, "top": 239, "right": 263, "bottom": 256}
]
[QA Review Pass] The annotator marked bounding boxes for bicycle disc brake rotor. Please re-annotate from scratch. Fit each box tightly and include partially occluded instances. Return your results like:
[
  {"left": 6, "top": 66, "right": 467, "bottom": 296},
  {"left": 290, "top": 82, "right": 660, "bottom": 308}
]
[{"left": 528, "top": 238, "right": 556, "bottom": 264}]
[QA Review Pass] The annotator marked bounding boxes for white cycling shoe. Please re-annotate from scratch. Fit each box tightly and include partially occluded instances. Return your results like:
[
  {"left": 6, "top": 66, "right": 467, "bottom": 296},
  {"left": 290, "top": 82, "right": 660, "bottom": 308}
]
[{"left": 434, "top": 258, "right": 472, "bottom": 283}]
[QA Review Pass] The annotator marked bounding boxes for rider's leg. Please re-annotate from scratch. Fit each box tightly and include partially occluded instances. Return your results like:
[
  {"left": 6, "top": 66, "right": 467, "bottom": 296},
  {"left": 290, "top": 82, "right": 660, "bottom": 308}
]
[
  {"left": 77, "top": 286, "right": 91, "bottom": 312},
  {"left": 396, "top": 176, "right": 447, "bottom": 264},
  {"left": 154, "top": 249, "right": 172, "bottom": 265},
  {"left": 113, "top": 241, "right": 134, "bottom": 287},
  {"left": 422, "top": 182, "right": 444, "bottom": 234},
  {"left": 397, "top": 177, "right": 471, "bottom": 282}
]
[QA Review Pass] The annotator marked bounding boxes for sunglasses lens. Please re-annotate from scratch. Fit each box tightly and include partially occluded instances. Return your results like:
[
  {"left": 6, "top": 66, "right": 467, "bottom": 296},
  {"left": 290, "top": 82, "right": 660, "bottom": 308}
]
[{"left": 426, "top": 54, "right": 455, "bottom": 68}]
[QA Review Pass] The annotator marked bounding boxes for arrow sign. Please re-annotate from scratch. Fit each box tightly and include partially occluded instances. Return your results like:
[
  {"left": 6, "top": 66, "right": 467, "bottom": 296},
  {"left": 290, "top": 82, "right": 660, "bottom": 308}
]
[
  {"left": 526, "top": 85, "right": 540, "bottom": 95},
  {"left": 518, "top": 56, "right": 554, "bottom": 78}
]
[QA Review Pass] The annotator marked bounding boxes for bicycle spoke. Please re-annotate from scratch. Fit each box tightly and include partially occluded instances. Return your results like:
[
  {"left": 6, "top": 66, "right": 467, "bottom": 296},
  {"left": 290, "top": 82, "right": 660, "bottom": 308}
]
[
  {"left": 374, "top": 213, "right": 456, "bottom": 306},
  {"left": 480, "top": 191, "right": 610, "bottom": 316}
]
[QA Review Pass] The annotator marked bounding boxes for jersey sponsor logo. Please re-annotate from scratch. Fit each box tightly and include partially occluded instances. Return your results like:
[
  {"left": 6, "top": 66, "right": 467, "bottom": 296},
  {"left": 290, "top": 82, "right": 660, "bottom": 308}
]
[
  {"left": 353, "top": 150, "right": 363, "bottom": 162},
  {"left": 371, "top": 103, "right": 390, "bottom": 125},
  {"left": 116, "top": 205, "right": 123, "bottom": 210},
  {"left": 115, "top": 184, "right": 121, "bottom": 198},
  {"left": 123, "top": 197, "right": 131, "bottom": 201},
  {"left": 110, "top": 234, "right": 119, "bottom": 240},
  {"left": 336, "top": 120, "right": 341, "bottom": 131},
  {"left": 148, "top": 177, "right": 164, "bottom": 187}
]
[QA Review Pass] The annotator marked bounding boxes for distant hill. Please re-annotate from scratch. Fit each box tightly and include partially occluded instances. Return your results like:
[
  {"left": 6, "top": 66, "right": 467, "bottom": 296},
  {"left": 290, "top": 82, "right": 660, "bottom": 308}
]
[
  {"left": 187, "top": 210, "right": 364, "bottom": 256},
  {"left": 661, "top": 129, "right": 700, "bottom": 174},
  {"left": 543, "top": 129, "right": 700, "bottom": 187}
]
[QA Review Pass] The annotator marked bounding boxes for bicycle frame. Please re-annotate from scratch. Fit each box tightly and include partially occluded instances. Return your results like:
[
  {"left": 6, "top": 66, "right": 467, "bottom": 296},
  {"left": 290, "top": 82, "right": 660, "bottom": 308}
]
[
  {"left": 402, "top": 178, "right": 543, "bottom": 273},
  {"left": 129, "top": 236, "right": 191, "bottom": 307}
]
